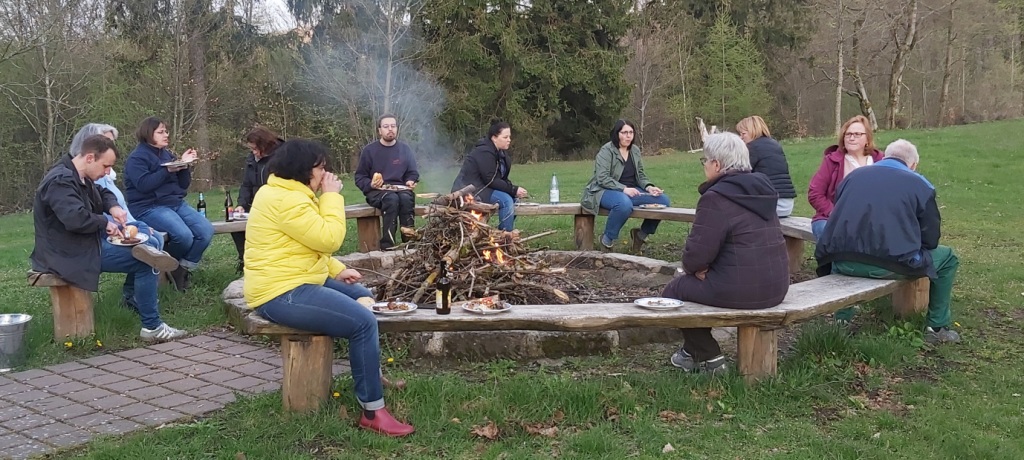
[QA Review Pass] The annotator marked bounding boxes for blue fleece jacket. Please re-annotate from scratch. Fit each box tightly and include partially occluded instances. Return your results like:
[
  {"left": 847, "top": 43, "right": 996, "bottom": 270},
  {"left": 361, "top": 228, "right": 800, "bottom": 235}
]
[{"left": 124, "top": 142, "right": 192, "bottom": 214}]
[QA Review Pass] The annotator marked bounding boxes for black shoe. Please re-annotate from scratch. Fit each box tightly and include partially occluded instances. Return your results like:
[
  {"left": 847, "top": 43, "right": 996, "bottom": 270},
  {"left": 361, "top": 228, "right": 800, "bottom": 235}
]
[
  {"left": 169, "top": 266, "right": 189, "bottom": 292},
  {"left": 120, "top": 296, "right": 139, "bottom": 313}
]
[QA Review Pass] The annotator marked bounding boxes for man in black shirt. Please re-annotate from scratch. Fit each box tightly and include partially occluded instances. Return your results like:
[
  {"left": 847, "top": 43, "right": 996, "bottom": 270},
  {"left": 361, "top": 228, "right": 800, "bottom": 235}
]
[{"left": 354, "top": 115, "right": 420, "bottom": 250}]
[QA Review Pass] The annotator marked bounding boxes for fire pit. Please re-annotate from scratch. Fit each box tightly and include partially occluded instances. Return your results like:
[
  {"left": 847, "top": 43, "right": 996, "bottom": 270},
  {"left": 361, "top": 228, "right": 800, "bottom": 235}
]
[{"left": 339, "top": 186, "right": 687, "bottom": 359}]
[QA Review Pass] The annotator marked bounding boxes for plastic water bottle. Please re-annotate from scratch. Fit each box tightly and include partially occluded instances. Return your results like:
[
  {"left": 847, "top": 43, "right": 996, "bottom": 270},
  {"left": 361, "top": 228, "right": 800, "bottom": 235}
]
[{"left": 549, "top": 174, "right": 560, "bottom": 204}]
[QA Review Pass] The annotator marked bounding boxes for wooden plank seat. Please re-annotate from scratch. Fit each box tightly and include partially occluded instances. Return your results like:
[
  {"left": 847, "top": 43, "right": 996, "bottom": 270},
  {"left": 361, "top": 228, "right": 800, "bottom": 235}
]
[
  {"left": 27, "top": 271, "right": 94, "bottom": 341},
  {"left": 221, "top": 273, "right": 928, "bottom": 410},
  {"left": 212, "top": 204, "right": 814, "bottom": 273}
]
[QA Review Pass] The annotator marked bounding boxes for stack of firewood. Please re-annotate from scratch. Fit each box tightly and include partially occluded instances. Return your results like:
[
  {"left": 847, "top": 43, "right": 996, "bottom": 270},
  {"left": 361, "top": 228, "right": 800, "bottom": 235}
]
[{"left": 372, "top": 185, "right": 576, "bottom": 305}]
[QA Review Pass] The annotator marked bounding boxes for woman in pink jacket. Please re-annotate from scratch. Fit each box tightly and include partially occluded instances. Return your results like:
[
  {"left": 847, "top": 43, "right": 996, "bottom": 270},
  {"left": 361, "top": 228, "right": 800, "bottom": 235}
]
[{"left": 807, "top": 115, "right": 884, "bottom": 240}]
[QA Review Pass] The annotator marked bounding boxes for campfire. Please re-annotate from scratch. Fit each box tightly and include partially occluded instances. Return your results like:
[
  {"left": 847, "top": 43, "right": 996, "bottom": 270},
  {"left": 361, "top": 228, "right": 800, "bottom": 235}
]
[{"left": 372, "top": 185, "right": 579, "bottom": 306}]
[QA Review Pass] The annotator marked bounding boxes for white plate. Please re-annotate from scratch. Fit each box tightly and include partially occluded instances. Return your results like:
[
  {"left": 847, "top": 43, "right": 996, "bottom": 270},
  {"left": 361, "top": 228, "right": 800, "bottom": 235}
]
[
  {"left": 380, "top": 184, "right": 410, "bottom": 191},
  {"left": 231, "top": 212, "right": 249, "bottom": 221},
  {"left": 637, "top": 203, "right": 667, "bottom": 210},
  {"left": 370, "top": 301, "right": 418, "bottom": 315},
  {"left": 461, "top": 300, "right": 512, "bottom": 315},
  {"left": 160, "top": 160, "right": 195, "bottom": 167},
  {"left": 107, "top": 233, "right": 150, "bottom": 247},
  {"left": 633, "top": 297, "right": 684, "bottom": 310}
]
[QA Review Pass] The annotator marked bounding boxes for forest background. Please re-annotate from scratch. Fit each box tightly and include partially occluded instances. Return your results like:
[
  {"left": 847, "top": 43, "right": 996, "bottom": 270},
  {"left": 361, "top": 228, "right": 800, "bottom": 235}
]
[{"left": 1, "top": 0, "right": 1021, "bottom": 211}]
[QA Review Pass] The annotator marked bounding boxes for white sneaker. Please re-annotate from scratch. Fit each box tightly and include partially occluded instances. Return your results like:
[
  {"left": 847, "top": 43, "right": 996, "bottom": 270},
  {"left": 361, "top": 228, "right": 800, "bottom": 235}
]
[
  {"left": 140, "top": 323, "right": 188, "bottom": 342},
  {"left": 132, "top": 245, "right": 179, "bottom": 272}
]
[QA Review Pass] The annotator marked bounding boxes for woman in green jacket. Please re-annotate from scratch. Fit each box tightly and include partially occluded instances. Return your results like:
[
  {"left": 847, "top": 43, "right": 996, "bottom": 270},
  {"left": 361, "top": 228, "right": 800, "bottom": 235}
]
[{"left": 581, "top": 120, "right": 669, "bottom": 252}]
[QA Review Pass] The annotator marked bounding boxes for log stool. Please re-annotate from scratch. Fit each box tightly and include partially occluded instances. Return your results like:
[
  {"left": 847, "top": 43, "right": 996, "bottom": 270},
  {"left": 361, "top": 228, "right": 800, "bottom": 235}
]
[{"left": 27, "top": 271, "right": 94, "bottom": 341}]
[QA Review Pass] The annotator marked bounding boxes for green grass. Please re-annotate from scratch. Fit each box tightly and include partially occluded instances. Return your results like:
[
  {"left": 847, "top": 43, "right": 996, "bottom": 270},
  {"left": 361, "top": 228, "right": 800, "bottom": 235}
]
[{"left": 3, "top": 120, "right": 1024, "bottom": 458}]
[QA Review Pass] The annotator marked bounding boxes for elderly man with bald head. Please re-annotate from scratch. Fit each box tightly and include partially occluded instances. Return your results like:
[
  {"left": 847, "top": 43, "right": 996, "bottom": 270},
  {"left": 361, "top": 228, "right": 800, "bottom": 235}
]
[{"left": 815, "top": 139, "right": 961, "bottom": 344}]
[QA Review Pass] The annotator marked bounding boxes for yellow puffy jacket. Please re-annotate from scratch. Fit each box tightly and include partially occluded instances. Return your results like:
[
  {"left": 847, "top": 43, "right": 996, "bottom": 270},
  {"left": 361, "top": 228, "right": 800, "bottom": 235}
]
[{"left": 243, "top": 175, "right": 347, "bottom": 307}]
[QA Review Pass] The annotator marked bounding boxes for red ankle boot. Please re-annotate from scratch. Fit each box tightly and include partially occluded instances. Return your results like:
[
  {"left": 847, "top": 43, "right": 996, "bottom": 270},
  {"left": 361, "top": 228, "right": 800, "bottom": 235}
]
[{"left": 359, "top": 408, "right": 415, "bottom": 437}]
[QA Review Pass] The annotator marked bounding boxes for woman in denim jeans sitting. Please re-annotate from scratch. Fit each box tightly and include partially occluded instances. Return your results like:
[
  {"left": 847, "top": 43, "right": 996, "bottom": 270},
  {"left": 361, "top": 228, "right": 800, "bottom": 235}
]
[
  {"left": 123, "top": 117, "right": 214, "bottom": 291},
  {"left": 244, "top": 139, "right": 414, "bottom": 437}
]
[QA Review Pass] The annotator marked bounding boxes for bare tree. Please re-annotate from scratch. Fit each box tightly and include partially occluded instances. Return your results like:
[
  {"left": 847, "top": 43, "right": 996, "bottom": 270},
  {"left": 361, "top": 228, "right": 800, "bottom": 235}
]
[
  {"left": 885, "top": 0, "right": 920, "bottom": 129},
  {"left": 834, "top": 0, "right": 845, "bottom": 134},
  {"left": 847, "top": 11, "right": 879, "bottom": 130},
  {"left": 937, "top": 2, "right": 958, "bottom": 126}
]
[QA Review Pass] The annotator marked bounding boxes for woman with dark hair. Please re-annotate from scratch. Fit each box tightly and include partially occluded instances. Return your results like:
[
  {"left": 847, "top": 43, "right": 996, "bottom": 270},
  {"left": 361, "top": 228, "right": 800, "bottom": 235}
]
[
  {"left": 124, "top": 116, "right": 214, "bottom": 292},
  {"left": 580, "top": 120, "right": 670, "bottom": 253},
  {"left": 451, "top": 121, "right": 527, "bottom": 231},
  {"left": 244, "top": 139, "right": 414, "bottom": 437},
  {"left": 231, "top": 126, "right": 285, "bottom": 272}
]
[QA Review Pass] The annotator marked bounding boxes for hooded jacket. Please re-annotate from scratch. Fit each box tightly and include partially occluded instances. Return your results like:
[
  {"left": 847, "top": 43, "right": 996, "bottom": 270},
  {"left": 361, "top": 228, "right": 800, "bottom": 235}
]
[
  {"left": 451, "top": 137, "right": 517, "bottom": 203},
  {"left": 807, "top": 145, "right": 884, "bottom": 221},
  {"left": 661, "top": 171, "right": 789, "bottom": 310},
  {"left": 747, "top": 136, "right": 796, "bottom": 199},
  {"left": 30, "top": 155, "right": 120, "bottom": 291},
  {"left": 123, "top": 142, "right": 192, "bottom": 215},
  {"left": 814, "top": 158, "right": 941, "bottom": 278},
  {"left": 237, "top": 142, "right": 281, "bottom": 211}
]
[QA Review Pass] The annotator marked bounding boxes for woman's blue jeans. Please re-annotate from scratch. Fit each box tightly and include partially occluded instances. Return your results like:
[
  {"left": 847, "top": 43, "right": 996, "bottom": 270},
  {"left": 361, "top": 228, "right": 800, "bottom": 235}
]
[
  {"left": 599, "top": 190, "right": 671, "bottom": 242},
  {"left": 811, "top": 219, "right": 827, "bottom": 241},
  {"left": 484, "top": 190, "right": 516, "bottom": 231},
  {"left": 100, "top": 221, "right": 164, "bottom": 330},
  {"left": 256, "top": 278, "right": 384, "bottom": 410},
  {"left": 137, "top": 202, "right": 213, "bottom": 269}
]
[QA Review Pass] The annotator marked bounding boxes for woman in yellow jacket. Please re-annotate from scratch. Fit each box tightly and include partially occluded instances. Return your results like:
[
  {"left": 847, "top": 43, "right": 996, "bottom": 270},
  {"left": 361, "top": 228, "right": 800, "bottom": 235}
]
[{"left": 244, "top": 139, "right": 414, "bottom": 437}]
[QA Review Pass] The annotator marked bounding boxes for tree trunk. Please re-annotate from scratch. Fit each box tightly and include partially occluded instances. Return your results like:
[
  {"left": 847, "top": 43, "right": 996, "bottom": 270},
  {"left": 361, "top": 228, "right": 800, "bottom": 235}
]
[
  {"left": 42, "top": 45, "right": 57, "bottom": 167},
  {"left": 938, "top": 7, "right": 955, "bottom": 126},
  {"left": 834, "top": 0, "right": 844, "bottom": 135},
  {"left": 849, "top": 14, "right": 878, "bottom": 131},
  {"left": 885, "top": 0, "right": 919, "bottom": 129},
  {"left": 189, "top": 0, "right": 211, "bottom": 191}
]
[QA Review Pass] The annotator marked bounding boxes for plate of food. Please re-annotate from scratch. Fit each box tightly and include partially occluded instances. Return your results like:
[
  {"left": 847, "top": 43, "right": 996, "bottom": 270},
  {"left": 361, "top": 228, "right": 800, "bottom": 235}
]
[
  {"left": 633, "top": 297, "right": 684, "bottom": 310},
  {"left": 108, "top": 232, "right": 150, "bottom": 247},
  {"left": 460, "top": 296, "right": 512, "bottom": 315},
  {"left": 160, "top": 160, "right": 195, "bottom": 167},
  {"left": 370, "top": 301, "right": 418, "bottom": 315},
  {"left": 637, "top": 203, "right": 667, "bottom": 210},
  {"left": 380, "top": 184, "right": 410, "bottom": 191},
  {"left": 231, "top": 212, "right": 249, "bottom": 221}
]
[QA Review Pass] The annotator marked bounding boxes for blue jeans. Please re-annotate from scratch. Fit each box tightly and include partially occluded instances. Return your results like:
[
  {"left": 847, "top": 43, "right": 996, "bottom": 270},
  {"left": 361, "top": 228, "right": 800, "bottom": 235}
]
[
  {"left": 599, "top": 190, "right": 671, "bottom": 242},
  {"left": 138, "top": 202, "right": 213, "bottom": 269},
  {"left": 484, "top": 190, "right": 516, "bottom": 231},
  {"left": 100, "top": 232, "right": 163, "bottom": 330},
  {"left": 102, "top": 221, "right": 163, "bottom": 308},
  {"left": 256, "top": 278, "right": 383, "bottom": 410},
  {"left": 811, "top": 219, "right": 827, "bottom": 241}
]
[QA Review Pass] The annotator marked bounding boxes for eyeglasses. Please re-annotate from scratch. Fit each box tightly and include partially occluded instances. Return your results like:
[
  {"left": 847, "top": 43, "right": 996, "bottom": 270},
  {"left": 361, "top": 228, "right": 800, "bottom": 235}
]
[
  {"left": 700, "top": 157, "right": 709, "bottom": 165},
  {"left": 620, "top": 130, "right": 634, "bottom": 135},
  {"left": 844, "top": 132, "right": 867, "bottom": 139}
]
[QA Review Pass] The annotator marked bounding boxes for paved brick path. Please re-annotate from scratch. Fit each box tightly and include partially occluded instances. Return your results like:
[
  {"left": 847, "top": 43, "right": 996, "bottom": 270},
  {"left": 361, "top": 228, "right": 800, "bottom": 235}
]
[{"left": 0, "top": 333, "right": 350, "bottom": 460}]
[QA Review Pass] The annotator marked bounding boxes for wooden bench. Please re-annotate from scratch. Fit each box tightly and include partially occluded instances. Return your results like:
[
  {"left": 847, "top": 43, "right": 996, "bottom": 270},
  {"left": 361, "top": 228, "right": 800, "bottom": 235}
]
[
  {"left": 27, "top": 271, "right": 94, "bottom": 341},
  {"left": 213, "top": 204, "right": 814, "bottom": 273},
  {"left": 221, "top": 274, "right": 928, "bottom": 411}
]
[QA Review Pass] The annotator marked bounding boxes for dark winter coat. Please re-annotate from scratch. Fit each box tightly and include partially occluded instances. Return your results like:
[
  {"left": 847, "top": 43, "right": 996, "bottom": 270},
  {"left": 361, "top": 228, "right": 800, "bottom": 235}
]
[
  {"left": 815, "top": 158, "right": 941, "bottom": 279},
  {"left": 237, "top": 151, "right": 274, "bottom": 211},
  {"left": 661, "top": 171, "right": 789, "bottom": 310},
  {"left": 747, "top": 136, "right": 796, "bottom": 199},
  {"left": 123, "top": 142, "right": 192, "bottom": 215},
  {"left": 451, "top": 137, "right": 517, "bottom": 202},
  {"left": 30, "top": 155, "right": 120, "bottom": 291}
]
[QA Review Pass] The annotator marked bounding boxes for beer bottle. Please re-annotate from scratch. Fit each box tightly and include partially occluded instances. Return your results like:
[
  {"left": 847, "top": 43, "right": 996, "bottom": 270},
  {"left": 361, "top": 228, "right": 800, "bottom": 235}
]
[
  {"left": 197, "top": 193, "right": 207, "bottom": 217},
  {"left": 225, "top": 189, "right": 235, "bottom": 222},
  {"left": 435, "top": 260, "right": 452, "bottom": 315}
]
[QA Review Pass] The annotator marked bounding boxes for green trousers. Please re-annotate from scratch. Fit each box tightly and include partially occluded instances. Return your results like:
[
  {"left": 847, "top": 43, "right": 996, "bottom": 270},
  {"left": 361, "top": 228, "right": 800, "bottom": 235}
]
[{"left": 833, "top": 245, "right": 958, "bottom": 328}]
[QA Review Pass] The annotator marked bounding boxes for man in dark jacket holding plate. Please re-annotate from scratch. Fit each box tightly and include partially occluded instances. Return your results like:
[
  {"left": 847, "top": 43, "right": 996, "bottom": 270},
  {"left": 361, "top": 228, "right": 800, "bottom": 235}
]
[{"left": 354, "top": 115, "right": 419, "bottom": 250}]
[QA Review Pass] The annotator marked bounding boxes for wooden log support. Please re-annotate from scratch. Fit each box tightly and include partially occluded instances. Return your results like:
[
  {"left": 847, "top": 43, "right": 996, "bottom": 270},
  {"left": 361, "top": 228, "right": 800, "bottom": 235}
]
[
  {"left": 785, "top": 236, "right": 805, "bottom": 274},
  {"left": 891, "top": 277, "right": 929, "bottom": 317},
  {"left": 736, "top": 326, "right": 778, "bottom": 384},
  {"left": 356, "top": 216, "right": 382, "bottom": 252},
  {"left": 280, "top": 335, "right": 334, "bottom": 412},
  {"left": 574, "top": 214, "right": 595, "bottom": 250},
  {"left": 28, "top": 271, "right": 95, "bottom": 341}
]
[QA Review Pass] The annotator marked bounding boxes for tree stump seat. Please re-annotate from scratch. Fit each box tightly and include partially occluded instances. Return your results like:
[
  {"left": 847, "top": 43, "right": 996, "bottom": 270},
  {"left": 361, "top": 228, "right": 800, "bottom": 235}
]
[
  {"left": 221, "top": 273, "right": 928, "bottom": 411},
  {"left": 27, "top": 271, "right": 94, "bottom": 341}
]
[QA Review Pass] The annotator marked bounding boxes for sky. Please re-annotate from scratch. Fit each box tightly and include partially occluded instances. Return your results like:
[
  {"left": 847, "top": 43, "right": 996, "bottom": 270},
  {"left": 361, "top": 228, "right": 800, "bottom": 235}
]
[{"left": 255, "top": 0, "right": 297, "bottom": 33}]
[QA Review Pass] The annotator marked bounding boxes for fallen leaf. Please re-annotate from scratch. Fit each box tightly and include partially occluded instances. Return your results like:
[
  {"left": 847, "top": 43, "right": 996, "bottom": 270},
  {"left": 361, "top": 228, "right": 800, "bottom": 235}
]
[
  {"left": 451, "top": 417, "right": 462, "bottom": 424},
  {"left": 662, "top": 444, "right": 675, "bottom": 453},
  {"left": 872, "top": 432, "right": 881, "bottom": 439},
  {"left": 552, "top": 410, "right": 565, "bottom": 423},
  {"left": 721, "top": 414, "right": 735, "bottom": 420},
  {"left": 471, "top": 420, "right": 500, "bottom": 440},
  {"left": 1013, "top": 393, "right": 1021, "bottom": 397},
  {"left": 338, "top": 406, "right": 348, "bottom": 419},
  {"left": 235, "top": 453, "right": 247, "bottom": 460},
  {"left": 658, "top": 410, "right": 687, "bottom": 423},
  {"left": 523, "top": 423, "right": 559, "bottom": 438},
  {"left": 604, "top": 406, "right": 620, "bottom": 422}
]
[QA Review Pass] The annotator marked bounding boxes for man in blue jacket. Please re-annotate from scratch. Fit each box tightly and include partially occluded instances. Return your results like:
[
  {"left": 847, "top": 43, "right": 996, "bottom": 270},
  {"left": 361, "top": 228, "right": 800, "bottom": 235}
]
[
  {"left": 354, "top": 115, "right": 419, "bottom": 250},
  {"left": 815, "top": 139, "right": 960, "bottom": 344}
]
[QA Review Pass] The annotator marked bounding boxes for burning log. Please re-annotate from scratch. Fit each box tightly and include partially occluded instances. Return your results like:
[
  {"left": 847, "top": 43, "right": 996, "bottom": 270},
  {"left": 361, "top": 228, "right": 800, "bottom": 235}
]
[{"left": 372, "top": 191, "right": 581, "bottom": 306}]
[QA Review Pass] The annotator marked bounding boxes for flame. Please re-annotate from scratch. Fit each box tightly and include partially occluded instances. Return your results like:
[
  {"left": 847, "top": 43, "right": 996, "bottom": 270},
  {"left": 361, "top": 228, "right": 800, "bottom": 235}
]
[
  {"left": 470, "top": 210, "right": 484, "bottom": 221},
  {"left": 464, "top": 195, "right": 475, "bottom": 204},
  {"left": 481, "top": 235, "right": 506, "bottom": 265}
]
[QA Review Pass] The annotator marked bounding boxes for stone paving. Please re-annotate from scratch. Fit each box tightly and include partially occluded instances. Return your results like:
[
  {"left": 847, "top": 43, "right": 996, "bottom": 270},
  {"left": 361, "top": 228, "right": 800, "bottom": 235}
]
[{"left": 0, "top": 333, "right": 350, "bottom": 460}]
